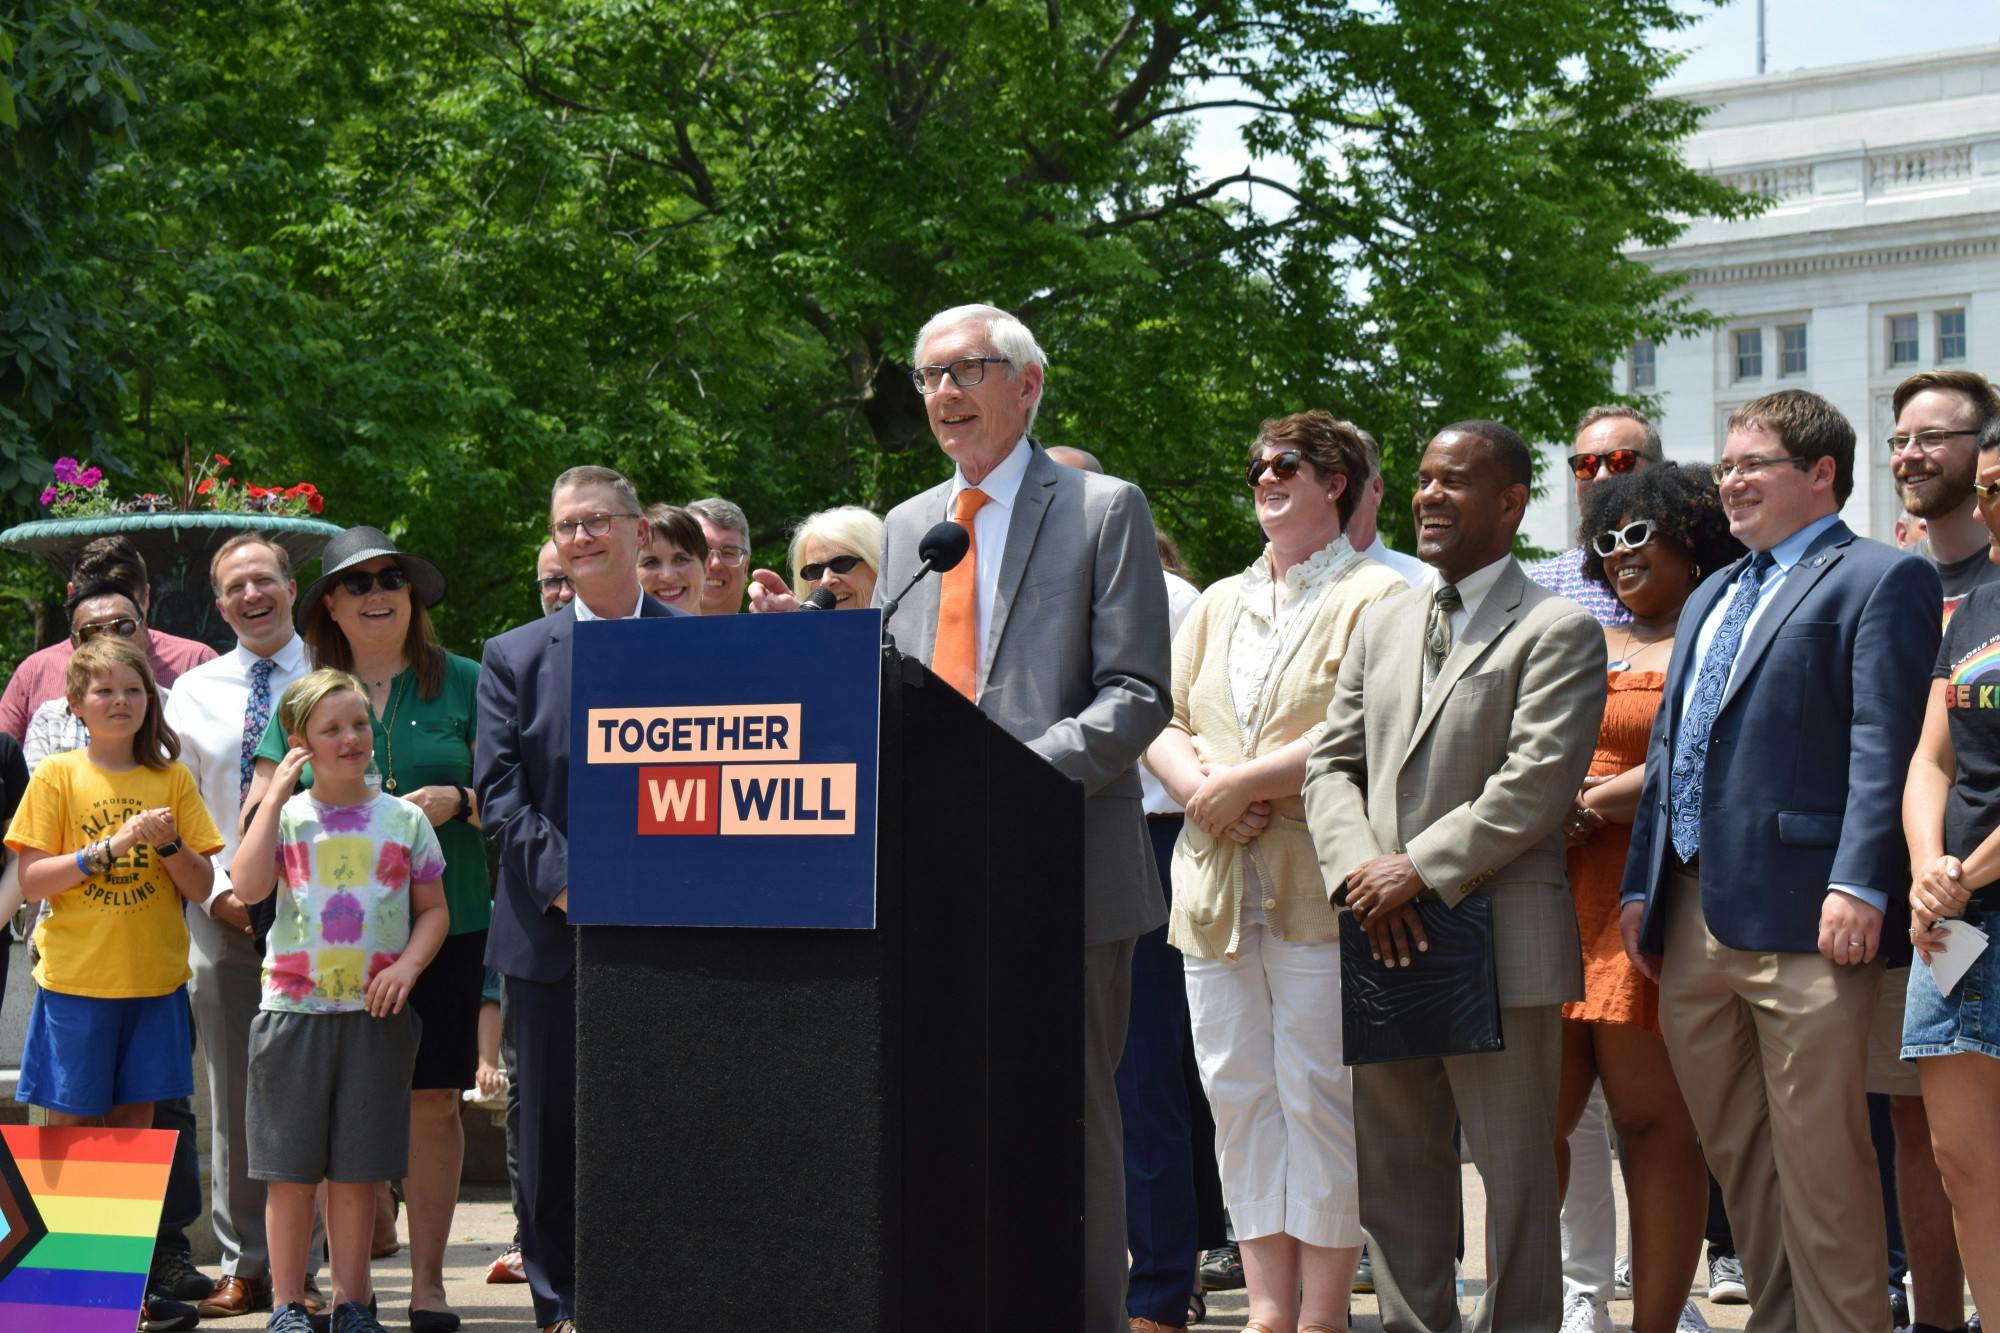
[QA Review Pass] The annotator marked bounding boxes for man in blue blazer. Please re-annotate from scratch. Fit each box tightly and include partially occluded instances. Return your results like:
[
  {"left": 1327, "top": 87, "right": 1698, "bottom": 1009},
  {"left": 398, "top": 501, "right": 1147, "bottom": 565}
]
[
  {"left": 478, "top": 465, "right": 686, "bottom": 1333},
  {"left": 1619, "top": 390, "right": 1942, "bottom": 1333}
]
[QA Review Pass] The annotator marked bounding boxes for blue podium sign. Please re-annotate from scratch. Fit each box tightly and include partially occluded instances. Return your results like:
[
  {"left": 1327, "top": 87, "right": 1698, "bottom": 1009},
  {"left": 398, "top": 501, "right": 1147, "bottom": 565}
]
[{"left": 567, "top": 610, "right": 881, "bottom": 928}]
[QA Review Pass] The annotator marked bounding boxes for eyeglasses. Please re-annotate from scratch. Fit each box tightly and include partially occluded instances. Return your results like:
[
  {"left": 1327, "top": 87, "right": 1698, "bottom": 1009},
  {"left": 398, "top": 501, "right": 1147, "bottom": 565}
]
[
  {"left": 911, "top": 356, "right": 1009, "bottom": 395},
  {"left": 1590, "top": 520, "right": 1655, "bottom": 558},
  {"left": 1887, "top": 429, "right": 1977, "bottom": 454},
  {"left": 1568, "top": 449, "right": 1643, "bottom": 480},
  {"left": 550, "top": 512, "right": 641, "bottom": 542},
  {"left": 1974, "top": 480, "right": 2000, "bottom": 502},
  {"left": 1246, "top": 451, "right": 1305, "bottom": 487},
  {"left": 1711, "top": 455, "right": 1810, "bottom": 484},
  {"left": 534, "top": 573, "right": 571, "bottom": 595},
  {"left": 337, "top": 567, "right": 410, "bottom": 597},
  {"left": 73, "top": 617, "right": 140, "bottom": 643},
  {"left": 708, "top": 544, "right": 749, "bottom": 568},
  {"left": 802, "top": 554, "right": 865, "bottom": 582}
]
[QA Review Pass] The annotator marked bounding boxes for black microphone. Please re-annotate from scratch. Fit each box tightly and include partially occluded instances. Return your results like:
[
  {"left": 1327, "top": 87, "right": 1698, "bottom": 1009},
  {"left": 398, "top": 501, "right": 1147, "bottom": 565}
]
[
  {"left": 880, "top": 520, "right": 971, "bottom": 633},
  {"left": 800, "top": 586, "right": 838, "bottom": 611}
]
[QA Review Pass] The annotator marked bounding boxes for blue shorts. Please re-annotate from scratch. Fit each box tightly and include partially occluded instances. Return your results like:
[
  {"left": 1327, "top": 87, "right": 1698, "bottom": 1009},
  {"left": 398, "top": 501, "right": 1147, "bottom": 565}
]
[
  {"left": 16, "top": 986, "right": 196, "bottom": 1117},
  {"left": 1903, "top": 903, "right": 2000, "bottom": 1064}
]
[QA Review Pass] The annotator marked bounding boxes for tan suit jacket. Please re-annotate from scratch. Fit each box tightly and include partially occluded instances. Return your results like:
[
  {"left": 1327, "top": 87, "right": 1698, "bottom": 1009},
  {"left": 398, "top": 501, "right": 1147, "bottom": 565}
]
[{"left": 1302, "top": 559, "right": 1605, "bottom": 1008}]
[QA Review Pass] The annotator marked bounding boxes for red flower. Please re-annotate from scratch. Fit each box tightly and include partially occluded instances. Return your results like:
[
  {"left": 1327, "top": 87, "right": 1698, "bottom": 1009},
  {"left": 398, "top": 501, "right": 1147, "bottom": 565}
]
[
  {"left": 307, "top": 493, "right": 325, "bottom": 513},
  {"left": 196, "top": 478, "right": 215, "bottom": 495},
  {"left": 214, "top": 453, "right": 231, "bottom": 466},
  {"left": 247, "top": 485, "right": 268, "bottom": 498}
]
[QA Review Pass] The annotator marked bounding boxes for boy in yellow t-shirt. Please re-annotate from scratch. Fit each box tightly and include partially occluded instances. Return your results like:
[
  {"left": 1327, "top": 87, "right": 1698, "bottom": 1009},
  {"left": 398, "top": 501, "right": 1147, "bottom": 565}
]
[{"left": 4, "top": 637, "right": 222, "bottom": 1127}]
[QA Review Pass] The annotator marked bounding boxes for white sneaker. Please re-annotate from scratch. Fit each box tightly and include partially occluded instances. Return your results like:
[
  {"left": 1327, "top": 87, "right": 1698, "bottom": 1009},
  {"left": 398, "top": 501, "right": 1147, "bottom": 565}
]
[
  {"left": 1613, "top": 1255, "right": 1633, "bottom": 1300},
  {"left": 1559, "top": 1291, "right": 1613, "bottom": 1333},
  {"left": 1677, "top": 1300, "right": 1713, "bottom": 1331}
]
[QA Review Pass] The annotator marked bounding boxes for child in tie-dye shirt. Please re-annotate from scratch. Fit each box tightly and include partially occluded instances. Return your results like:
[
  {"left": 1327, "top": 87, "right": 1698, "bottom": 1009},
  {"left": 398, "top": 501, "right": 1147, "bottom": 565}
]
[{"left": 233, "top": 669, "right": 448, "bottom": 1333}]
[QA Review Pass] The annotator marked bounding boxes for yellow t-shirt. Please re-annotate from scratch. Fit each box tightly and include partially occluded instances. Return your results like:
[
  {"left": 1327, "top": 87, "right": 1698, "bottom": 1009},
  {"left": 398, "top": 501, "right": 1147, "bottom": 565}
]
[{"left": 5, "top": 749, "right": 225, "bottom": 998}]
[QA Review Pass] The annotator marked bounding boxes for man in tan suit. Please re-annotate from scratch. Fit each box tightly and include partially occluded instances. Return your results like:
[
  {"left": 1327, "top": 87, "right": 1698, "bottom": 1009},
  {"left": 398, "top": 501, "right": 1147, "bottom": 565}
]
[{"left": 1303, "top": 420, "right": 1607, "bottom": 1333}]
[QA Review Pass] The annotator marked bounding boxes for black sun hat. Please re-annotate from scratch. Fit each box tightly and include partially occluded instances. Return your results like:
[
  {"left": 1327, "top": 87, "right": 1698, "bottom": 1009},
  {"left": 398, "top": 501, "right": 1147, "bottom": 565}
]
[{"left": 296, "top": 525, "right": 447, "bottom": 626}]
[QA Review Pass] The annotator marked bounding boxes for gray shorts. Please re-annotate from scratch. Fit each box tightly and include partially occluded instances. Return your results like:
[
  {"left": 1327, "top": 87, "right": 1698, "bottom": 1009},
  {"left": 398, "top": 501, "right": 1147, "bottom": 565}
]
[{"left": 247, "top": 1007, "right": 421, "bottom": 1184}]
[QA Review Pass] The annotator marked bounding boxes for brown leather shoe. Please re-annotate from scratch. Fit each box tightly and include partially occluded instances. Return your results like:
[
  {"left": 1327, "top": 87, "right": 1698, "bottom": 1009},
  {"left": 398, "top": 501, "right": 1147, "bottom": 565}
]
[
  {"left": 302, "top": 1276, "right": 326, "bottom": 1315},
  {"left": 1130, "top": 1320, "right": 1188, "bottom": 1332},
  {"left": 198, "top": 1275, "right": 273, "bottom": 1317}
]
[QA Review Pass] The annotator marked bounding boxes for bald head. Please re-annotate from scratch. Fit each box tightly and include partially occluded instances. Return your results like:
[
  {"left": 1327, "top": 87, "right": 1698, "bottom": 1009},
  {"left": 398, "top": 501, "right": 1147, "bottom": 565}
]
[{"left": 1046, "top": 446, "right": 1103, "bottom": 474}]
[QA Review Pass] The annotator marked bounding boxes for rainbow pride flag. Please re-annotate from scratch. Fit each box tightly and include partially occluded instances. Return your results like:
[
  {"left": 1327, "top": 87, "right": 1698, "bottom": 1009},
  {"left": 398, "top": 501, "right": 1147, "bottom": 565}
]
[{"left": 0, "top": 1126, "right": 176, "bottom": 1333}]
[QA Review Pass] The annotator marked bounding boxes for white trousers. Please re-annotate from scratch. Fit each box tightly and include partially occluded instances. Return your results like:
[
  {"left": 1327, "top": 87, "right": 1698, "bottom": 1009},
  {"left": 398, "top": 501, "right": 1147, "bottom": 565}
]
[
  {"left": 1185, "top": 925, "right": 1361, "bottom": 1249},
  {"left": 1561, "top": 1084, "right": 1617, "bottom": 1304}
]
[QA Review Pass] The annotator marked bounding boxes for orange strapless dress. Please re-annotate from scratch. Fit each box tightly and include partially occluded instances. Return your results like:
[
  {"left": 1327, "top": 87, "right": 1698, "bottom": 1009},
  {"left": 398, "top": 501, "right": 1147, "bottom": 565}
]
[{"left": 1564, "top": 670, "right": 1665, "bottom": 1031}]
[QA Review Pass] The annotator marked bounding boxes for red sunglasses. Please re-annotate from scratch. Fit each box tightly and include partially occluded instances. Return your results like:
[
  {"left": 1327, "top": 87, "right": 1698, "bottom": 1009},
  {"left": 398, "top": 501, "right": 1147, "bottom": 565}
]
[{"left": 1567, "top": 449, "right": 1642, "bottom": 481}]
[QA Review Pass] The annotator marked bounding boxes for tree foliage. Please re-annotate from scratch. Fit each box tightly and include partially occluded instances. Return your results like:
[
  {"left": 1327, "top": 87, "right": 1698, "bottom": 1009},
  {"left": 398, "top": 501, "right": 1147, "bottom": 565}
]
[{"left": 0, "top": 0, "right": 1754, "bottom": 663}]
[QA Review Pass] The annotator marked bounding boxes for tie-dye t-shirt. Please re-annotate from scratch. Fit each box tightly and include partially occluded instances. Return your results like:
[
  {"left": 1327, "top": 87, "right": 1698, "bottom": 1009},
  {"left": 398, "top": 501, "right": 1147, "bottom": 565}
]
[{"left": 260, "top": 791, "right": 447, "bottom": 1014}]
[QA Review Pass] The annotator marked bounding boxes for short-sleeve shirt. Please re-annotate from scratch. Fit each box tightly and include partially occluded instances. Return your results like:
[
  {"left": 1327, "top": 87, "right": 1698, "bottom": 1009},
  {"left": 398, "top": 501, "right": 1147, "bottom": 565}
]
[
  {"left": 256, "top": 653, "right": 489, "bottom": 935},
  {"left": 1935, "top": 581, "right": 2000, "bottom": 905},
  {"left": 0, "top": 630, "right": 216, "bottom": 742},
  {"left": 4, "top": 750, "right": 225, "bottom": 997},
  {"left": 262, "top": 791, "right": 447, "bottom": 1014},
  {"left": 1524, "top": 545, "right": 1632, "bottom": 627}
]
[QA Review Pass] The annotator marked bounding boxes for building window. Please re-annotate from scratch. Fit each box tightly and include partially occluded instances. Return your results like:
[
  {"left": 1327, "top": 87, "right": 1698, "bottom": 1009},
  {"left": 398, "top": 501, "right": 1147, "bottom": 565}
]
[
  {"left": 1779, "top": 324, "right": 1807, "bottom": 376},
  {"left": 1939, "top": 309, "right": 1967, "bottom": 362},
  {"left": 1889, "top": 314, "right": 1919, "bottom": 366},
  {"left": 1733, "top": 329, "right": 1762, "bottom": 381},
  {"left": 1629, "top": 339, "right": 1656, "bottom": 390}
]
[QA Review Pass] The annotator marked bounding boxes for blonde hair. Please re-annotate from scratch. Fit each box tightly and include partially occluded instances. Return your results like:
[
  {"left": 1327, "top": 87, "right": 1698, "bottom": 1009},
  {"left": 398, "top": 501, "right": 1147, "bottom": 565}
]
[
  {"left": 65, "top": 636, "right": 180, "bottom": 769},
  {"left": 787, "top": 506, "right": 884, "bottom": 601},
  {"left": 278, "top": 668, "right": 370, "bottom": 742}
]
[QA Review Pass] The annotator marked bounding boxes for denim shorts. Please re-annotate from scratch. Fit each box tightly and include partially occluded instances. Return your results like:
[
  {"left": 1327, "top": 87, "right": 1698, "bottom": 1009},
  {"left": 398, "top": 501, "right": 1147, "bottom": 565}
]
[{"left": 1902, "top": 903, "right": 2000, "bottom": 1063}]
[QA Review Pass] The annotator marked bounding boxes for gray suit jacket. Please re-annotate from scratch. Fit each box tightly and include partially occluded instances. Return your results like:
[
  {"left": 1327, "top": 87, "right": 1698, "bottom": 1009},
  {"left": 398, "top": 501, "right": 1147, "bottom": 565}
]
[
  {"left": 880, "top": 441, "right": 1172, "bottom": 945},
  {"left": 1301, "top": 560, "right": 1606, "bottom": 1007}
]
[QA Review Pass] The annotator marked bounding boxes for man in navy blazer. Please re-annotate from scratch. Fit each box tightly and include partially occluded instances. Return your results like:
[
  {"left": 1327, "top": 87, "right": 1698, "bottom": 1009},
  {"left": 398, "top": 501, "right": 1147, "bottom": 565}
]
[
  {"left": 479, "top": 465, "right": 685, "bottom": 1333},
  {"left": 1619, "top": 390, "right": 1942, "bottom": 1333}
]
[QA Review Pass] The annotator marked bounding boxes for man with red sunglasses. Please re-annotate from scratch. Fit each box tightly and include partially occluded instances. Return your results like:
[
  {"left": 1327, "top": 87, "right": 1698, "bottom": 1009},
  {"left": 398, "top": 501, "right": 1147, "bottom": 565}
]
[{"left": 1524, "top": 406, "right": 1663, "bottom": 628}]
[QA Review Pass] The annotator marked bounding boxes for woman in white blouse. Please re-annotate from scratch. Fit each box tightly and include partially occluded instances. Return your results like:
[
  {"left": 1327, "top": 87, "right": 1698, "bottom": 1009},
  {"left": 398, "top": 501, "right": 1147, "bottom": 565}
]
[{"left": 1145, "top": 413, "right": 1407, "bottom": 1333}]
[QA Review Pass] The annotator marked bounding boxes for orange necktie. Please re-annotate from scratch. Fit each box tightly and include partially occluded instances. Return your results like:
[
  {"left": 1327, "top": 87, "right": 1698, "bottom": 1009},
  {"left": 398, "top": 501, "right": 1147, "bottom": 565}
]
[{"left": 933, "top": 487, "right": 990, "bottom": 699}]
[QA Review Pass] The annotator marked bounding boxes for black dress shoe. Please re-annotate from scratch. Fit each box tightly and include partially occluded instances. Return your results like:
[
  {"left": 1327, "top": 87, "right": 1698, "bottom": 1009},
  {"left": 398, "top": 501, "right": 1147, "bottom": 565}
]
[{"left": 409, "top": 1308, "right": 463, "bottom": 1333}]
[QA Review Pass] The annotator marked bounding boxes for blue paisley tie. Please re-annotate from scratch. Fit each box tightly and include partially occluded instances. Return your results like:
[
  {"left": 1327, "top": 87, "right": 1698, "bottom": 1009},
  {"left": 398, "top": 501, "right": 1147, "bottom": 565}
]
[
  {"left": 241, "top": 656, "right": 275, "bottom": 801},
  {"left": 1669, "top": 551, "right": 1775, "bottom": 861}
]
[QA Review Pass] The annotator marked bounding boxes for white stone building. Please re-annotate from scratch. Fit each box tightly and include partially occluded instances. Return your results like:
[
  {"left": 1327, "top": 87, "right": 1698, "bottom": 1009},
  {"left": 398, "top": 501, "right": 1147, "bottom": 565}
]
[{"left": 1524, "top": 42, "right": 2000, "bottom": 554}]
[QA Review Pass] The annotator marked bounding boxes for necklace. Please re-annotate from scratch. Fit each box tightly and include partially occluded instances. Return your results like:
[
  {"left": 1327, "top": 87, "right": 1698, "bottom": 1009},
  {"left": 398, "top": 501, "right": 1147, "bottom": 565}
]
[
  {"left": 1607, "top": 620, "right": 1671, "bottom": 673},
  {"left": 379, "top": 673, "right": 407, "bottom": 793}
]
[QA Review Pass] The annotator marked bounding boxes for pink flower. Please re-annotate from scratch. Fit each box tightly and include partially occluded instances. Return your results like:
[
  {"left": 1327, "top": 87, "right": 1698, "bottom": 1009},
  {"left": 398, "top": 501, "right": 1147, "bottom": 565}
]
[
  {"left": 375, "top": 842, "right": 410, "bottom": 890},
  {"left": 53, "top": 457, "right": 78, "bottom": 484},
  {"left": 76, "top": 467, "right": 102, "bottom": 487},
  {"left": 38, "top": 487, "right": 55, "bottom": 506}
]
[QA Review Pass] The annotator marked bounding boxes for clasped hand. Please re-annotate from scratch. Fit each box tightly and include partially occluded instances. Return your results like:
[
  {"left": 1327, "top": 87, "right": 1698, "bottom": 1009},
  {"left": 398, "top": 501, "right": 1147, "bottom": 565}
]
[
  {"left": 1910, "top": 854, "right": 1972, "bottom": 962},
  {"left": 1343, "top": 853, "right": 1429, "bottom": 968},
  {"left": 118, "top": 806, "right": 177, "bottom": 851},
  {"left": 1184, "top": 767, "right": 1269, "bottom": 845}
]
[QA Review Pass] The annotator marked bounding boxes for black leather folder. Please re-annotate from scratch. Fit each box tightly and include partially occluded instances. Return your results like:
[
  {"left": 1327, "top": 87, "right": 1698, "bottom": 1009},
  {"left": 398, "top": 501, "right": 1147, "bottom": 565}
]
[{"left": 1337, "top": 888, "right": 1504, "bottom": 1065}]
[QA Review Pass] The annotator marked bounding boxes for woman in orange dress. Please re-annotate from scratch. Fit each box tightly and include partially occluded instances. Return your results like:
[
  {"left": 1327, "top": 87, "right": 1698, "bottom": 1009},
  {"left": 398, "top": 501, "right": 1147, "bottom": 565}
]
[{"left": 1556, "top": 464, "right": 1744, "bottom": 1333}]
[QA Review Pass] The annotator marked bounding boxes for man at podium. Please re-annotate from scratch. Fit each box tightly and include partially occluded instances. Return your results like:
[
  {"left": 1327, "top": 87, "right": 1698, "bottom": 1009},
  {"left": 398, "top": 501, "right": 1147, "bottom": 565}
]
[{"left": 762, "top": 301, "right": 1171, "bottom": 1330}]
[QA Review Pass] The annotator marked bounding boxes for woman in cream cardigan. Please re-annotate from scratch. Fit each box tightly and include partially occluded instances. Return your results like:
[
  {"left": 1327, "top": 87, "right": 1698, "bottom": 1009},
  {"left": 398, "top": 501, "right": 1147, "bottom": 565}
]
[{"left": 1146, "top": 412, "right": 1407, "bottom": 1333}]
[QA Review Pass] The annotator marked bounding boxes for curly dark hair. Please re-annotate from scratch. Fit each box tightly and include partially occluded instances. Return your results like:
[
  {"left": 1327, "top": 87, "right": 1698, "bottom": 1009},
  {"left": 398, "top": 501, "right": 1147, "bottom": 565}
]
[{"left": 1580, "top": 463, "right": 1744, "bottom": 595}]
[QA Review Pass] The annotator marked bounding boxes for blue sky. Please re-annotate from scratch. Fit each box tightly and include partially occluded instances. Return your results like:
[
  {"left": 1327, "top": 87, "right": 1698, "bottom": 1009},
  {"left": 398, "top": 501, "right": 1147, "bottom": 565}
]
[{"left": 1663, "top": 0, "right": 2000, "bottom": 87}]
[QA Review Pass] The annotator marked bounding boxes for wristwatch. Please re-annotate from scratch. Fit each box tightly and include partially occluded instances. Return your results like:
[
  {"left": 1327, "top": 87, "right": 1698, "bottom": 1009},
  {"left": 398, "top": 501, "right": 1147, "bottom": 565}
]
[
  {"left": 154, "top": 837, "right": 184, "bottom": 858},
  {"left": 452, "top": 783, "right": 470, "bottom": 821}
]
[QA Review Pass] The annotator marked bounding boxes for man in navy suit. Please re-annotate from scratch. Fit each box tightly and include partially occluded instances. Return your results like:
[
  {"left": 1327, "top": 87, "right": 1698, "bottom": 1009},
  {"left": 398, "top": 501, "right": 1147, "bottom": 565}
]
[
  {"left": 478, "top": 465, "right": 685, "bottom": 1333},
  {"left": 1619, "top": 390, "right": 1943, "bottom": 1332}
]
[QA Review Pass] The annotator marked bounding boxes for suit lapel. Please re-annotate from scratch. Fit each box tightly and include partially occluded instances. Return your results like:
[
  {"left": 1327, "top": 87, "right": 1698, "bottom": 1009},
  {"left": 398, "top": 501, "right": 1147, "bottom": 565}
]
[
  {"left": 1715, "top": 522, "right": 1851, "bottom": 716},
  {"left": 911, "top": 477, "right": 956, "bottom": 662},
  {"left": 1401, "top": 561, "right": 1525, "bottom": 765},
  {"left": 982, "top": 446, "right": 1058, "bottom": 681}
]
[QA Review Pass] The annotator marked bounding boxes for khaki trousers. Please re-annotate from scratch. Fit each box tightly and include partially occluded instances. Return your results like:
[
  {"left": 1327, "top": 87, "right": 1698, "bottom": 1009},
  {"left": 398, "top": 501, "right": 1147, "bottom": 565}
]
[{"left": 1658, "top": 867, "right": 1887, "bottom": 1333}]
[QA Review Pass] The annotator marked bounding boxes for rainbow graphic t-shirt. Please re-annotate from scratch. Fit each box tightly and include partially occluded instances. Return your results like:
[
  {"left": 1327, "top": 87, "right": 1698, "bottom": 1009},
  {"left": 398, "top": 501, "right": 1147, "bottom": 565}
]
[
  {"left": 260, "top": 792, "right": 446, "bottom": 1014},
  {"left": 1943, "top": 631, "right": 2000, "bottom": 711}
]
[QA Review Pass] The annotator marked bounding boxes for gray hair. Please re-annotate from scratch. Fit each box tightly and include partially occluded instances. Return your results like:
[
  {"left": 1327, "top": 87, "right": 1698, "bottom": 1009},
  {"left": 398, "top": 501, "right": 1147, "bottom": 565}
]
[
  {"left": 1573, "top": 405, "right": 1663, "bottom": 461},
  {"left": 551, "top": 465, "right": 641, "bottom": 515},
  {"left": 912, "top": 303, "right": 1049, "bottom": 429},
  {"left": 687, "top": 496, "right": 750, "bottom": 543},
  {"left": 787, "top": 505, "right": 885, "bottom": 601}
]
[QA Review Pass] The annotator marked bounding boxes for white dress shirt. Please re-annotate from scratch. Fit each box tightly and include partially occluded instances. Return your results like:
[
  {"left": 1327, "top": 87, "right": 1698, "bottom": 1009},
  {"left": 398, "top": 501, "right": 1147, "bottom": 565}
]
[
  {"left": 943, "top": 435, "right": 1034, "bottom": 671},
  {"left": 1674, "top": 512, "right": 1880, "bottom": 912},
  {"left": 1360, "top": 536, "right": 1426, "bottom": 589},
  {"left": 571, "top": 585, "right": 646, "bottom": 621},
  {"left": 1422, "top": 554, "right": 1514, "bottom": 703},
  {"left": 162, "top": 634, "right": 309, "bottom": 911},
  {"left": 1140, "top": 570, "right": 1203, "bottom": 816}
]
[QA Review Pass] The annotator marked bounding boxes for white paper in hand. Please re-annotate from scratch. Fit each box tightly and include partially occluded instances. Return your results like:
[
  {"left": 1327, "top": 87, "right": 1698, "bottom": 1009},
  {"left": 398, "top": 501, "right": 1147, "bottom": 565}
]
[{"left": 1926, "top": 919, "right": 1991, "bottom": 997}]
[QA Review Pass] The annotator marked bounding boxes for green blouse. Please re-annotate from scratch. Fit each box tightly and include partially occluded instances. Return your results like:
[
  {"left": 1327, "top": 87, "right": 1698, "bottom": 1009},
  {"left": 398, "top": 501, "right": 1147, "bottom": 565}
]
[{"left": 255, "top": 652, "right": 491, "bottom": 935}]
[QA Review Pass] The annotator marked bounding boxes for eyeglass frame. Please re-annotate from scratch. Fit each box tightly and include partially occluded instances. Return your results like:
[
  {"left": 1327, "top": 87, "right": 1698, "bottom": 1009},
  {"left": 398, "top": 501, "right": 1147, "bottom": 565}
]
[
  {"left": 1711, "top": 454, "right": 1811, "bottom": 485},
  {"left": 801, "top": 553, "right": 865, "bottom": 582},
  {"left": 549, "top": 511, "right": 642, "bottom": 543},
  {"left": 72, "top": 616, "right": 142, "bottom": 644},
  {"left": 533, "top": 573, "right": 572, "bottom": 594},
  {"left": 707, "top": 543, "right": 749, "bottom": 568},
  {"left": 1589, "top": 519, "right": 1656, "bottom": 558},
  {"left": 1887, "top": 429, "right": 1978, "bottom": 455},
  {"left": 336, "top": 567, "right": 411, "bottom": 597},
  {"left": 911, "top": 355, "right": 1010, "bottom": 395},
  {"left": 1246, "top": 450, "right": 1307, "bottom": 487},
  {"left": 1973, "top": 479, "right": 2000, "bottom": 502},
  {"left": 1567, "top": 449, "right": 1644, "bottom": 480}
]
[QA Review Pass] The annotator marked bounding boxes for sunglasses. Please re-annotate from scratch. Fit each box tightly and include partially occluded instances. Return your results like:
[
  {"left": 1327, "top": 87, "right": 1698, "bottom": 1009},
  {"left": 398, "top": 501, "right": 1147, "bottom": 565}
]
[
  {"left": 801, "top": 554, "right": 865, "bottom": 582},
  {"left": 1975, "top": 480, "right": 2000, "bottom": 502},
  {"left": 1568, "top": 449, "right": 1643, "bottom": 481},
  {"left": 1590, "top": 520, "right": 1655, "bottom": 558},
  {"left": 1246, "top": 450, "right": 1306, "bottom": 487},
  {"left": 74, "top": 617, "right": 141, "bottom": 643},
  {"left": 337, "top": 567, "right": 410, "bottom": 597}
]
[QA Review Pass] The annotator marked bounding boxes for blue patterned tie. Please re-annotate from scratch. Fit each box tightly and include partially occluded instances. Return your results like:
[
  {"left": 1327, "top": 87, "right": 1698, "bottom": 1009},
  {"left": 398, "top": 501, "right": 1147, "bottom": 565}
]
[
  {"left": 241, "top": 656, "right": 275, "bottom": 801},
  {"left": 1669, "top": 551, "right": 1775, "bottom": 861}
]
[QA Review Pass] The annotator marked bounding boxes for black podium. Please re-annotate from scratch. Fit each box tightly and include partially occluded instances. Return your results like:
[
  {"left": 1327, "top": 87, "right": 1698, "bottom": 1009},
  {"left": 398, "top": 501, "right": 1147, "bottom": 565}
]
[{"left": 573, "top": 643, "right": 1085, "bottom": 1330}]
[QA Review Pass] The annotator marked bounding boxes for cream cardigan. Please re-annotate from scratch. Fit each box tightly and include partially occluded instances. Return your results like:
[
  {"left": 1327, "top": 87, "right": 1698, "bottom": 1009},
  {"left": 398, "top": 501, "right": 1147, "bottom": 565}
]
[{"left": 1165, "top": 552, "right": 1409, "bottom": 960}]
